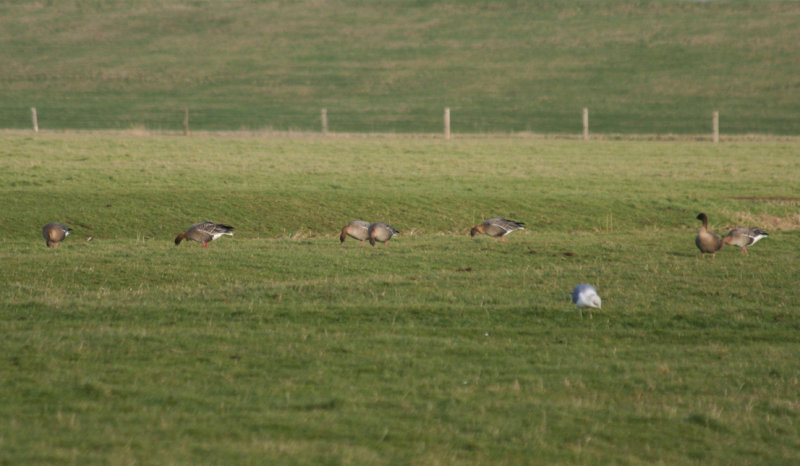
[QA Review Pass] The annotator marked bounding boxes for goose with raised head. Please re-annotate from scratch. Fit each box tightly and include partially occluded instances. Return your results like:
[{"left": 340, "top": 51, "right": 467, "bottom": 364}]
[
  {"left": 368, "top": 222, "right": 398, "bottom": 247},
  {"left": 175, "top": 222, "right": 234, "bottom": 248},
  {"left": 723, "top": 227, "right": 768, "bottom": 255},
  {"left": 572, "top": 284, "right": 601, "bottom": 309},
  {"left": 42, "top": 223, "right": 71, "bottom": 248},
  {"left": 695, "top": 213, "right": 723, "bottom": 259},
  {"left": 340, "top": 220, "right": 371, "bottom": 246},
  {"left": 470, "top": 217, "right": 525, "bottom": 242}
]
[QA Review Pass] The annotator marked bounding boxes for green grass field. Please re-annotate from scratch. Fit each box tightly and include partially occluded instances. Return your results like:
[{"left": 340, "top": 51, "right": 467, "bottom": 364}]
[
  {"left": 1, "top": 131, "right": 799, "bottom": 463},
  {"left": 2, "top": 0, "right": 799, "bottom": 134}
]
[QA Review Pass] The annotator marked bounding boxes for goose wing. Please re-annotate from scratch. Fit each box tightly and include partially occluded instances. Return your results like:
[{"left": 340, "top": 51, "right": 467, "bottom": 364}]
[
  {"left": 349, "top": 220, "right": 371, "bottom": 232},
  {"left": 727, "top": 227, "right": 768, "bottom": 247},
  {"left": 745, "top": 228, "right": 768, "bottom": 245},
  {"left": 486, "top": 217, "right": 525, "bottom": 233},
  {"left": 194, "top": 222, "right": 234, "bottom": 236},
  {"left": 43, "top": 223, "right": 71, "bottom": 241}
]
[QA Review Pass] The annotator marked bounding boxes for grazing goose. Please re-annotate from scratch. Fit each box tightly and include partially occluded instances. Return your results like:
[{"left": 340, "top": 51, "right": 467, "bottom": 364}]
[
  {"left": 695, "top": 213, "right": 723, "bottom": 259},
  {"left": 340, "top": 220, "right": 371, "bottom": 246},
  {"left": 175, "top": 222, "right": 234, "bottom": 247},
  {"left": 572, "top": 284, "right": 602, "bottom": 309},
  {"left": 470, "top": 217, "right": 525, "bottom": 242},
  {"left": 723, "top": 227, "right": 768, "bottom": 255},
  {"left": 368, "top": 222, "right": 398, "bottom": 247},
  {"left": 42, "top": 223, "right": 71, "bottom": 248}
]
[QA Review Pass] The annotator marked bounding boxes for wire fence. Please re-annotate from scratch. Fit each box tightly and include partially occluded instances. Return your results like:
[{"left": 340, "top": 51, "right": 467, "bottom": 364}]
[
  {"left": 1, "top": 104, "right": 795, "bottom": 140},
  {"left": 0, "top": 106, "right": 318, "bottom": 133}
]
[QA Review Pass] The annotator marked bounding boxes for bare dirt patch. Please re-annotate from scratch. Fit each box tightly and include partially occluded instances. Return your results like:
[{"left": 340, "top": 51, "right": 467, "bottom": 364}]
[
  {"left": 728, "top": 212, "right": 800, "bottom": 231},
  {"left": 726, "top": 196, "right": 800, "bottom": 205}
]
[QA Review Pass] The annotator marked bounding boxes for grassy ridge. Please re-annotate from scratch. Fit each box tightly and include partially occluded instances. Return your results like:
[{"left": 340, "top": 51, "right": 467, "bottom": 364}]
[
  {"left": 1, "top": 1, "right": 799, "bottom": 134},
  {"left": 1, "top": 132, "right": 799, "bottom": 463},
  {"left": 2, "top": 132, "right": 799, "bottom": 240}
]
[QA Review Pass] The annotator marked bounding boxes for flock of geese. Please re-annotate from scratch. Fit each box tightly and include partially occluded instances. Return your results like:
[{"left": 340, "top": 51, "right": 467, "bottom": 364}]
[
  {"left": 339, "top": 221, "right": 400, "bottom": 247},
  {"left": 41, "top": 213, "right": 769, "bottom": 312},
  {"left": 339, "top": 217, "right": 525, "bottom": 247}
]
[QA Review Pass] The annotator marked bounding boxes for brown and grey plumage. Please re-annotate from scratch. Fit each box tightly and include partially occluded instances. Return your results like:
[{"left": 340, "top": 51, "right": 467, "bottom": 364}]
[
  {"left": 368, "top": 222, "right": 398, "bottom": 247},
  {"left": 470, "top": 217, "right": 525, "bottom": 242},
  {"left": 174, "top": 222, "right": 234, "bottom": 248},
  {"left": 42, "top": 223, "right": 71, "bottom": 248},
  {"left": 340, "top": 220, "right": 371, "bottom": 246},
  {"left": 723, "top": 227, "right": 768, "bottom": 255},
  {"left": 695, "top": 213, "right": 723, "bottom": 259}
]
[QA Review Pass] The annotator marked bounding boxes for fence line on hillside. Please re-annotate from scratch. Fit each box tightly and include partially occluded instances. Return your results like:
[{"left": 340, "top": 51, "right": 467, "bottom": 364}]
[
  {"left": 31, "top": 107, "right": 38, "bottom": 133},
  {"left": 18, "top": 106, "right": 728, "bottom": 142},
  {"left": 583, "top": 107, "right": 589, "bottom": 141},
  {"left": 444, "top": 107, "right": 450, "bottom": 140}
]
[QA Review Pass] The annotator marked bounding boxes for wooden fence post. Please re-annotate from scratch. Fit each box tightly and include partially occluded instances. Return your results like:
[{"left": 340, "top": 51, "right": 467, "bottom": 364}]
[
  {"left": 321, "top": 108, "right": 328, "bottom": 136},
  {"left": 444, "top": 107, "right": 450, "bottom": 139},
  {"left": 31, "top": 107, "right": 38, "bottom": 133},
  {"left": 712, "top": 111, "right": 719, "bottom": 143},
  {"left": 582, "top": 107, "right": 589, "bottom": 140},
  {"left": 183, "top": 107, "right": 189, "bottom": 135}
]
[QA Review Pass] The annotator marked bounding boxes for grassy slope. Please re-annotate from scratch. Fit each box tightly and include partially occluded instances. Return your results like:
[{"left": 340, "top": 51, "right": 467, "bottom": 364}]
[
  {"left": 2, "top": 132, "right": 799, "bottom": 238},
  {"left": 1, "top": 0, "right": 799, "bottom": 134},
  {"left": 1, "top": 132, "right": 799, "bottom": 463}
]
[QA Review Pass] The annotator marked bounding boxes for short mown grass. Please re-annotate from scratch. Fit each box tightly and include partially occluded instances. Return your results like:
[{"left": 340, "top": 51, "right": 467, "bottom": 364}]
[{"left": 1, "top": 132, "right": 799, "bottom": 464}]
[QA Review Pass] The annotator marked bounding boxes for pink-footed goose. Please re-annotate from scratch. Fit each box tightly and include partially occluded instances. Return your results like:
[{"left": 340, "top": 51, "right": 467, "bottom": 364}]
[
  {"left": 340, "top": 220, "right": 371, "bottom": 246},
  {"left": 470, "top": 217, "right": 525, "bottom": 242},
  {"left": 175, "top": 222, "right": 234, "bottom": 247},
  {"left": 723, "top": 227, "right": 768, "bottom": 255},
  {"left": 695, "top": 213, "right": 723, "bottom": 259},
  {"left": 368, "top": 222, "right": 398, "bottom": 247},
  {"left": 42, "top": 223, "right": 71, "bottom": 248}
]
